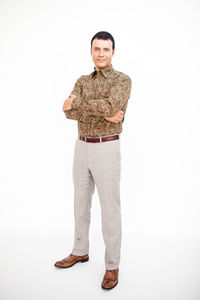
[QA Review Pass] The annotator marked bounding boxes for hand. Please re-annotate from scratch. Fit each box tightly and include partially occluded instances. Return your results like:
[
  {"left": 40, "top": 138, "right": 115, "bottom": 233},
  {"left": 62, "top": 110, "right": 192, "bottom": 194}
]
[
  {"left": 62, "top": 94, "right": 76, "bottom": 112},
  {"left": 104, "top": 110, "right": 124, "bottom": 123}
]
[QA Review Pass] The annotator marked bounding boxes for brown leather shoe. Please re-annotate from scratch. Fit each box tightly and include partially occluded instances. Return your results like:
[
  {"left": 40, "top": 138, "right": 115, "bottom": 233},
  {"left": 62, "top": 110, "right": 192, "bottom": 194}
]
[
  {"left": 54, "top": 253, "right": 89, "bottom": 268},
  {"left": 101, "top": 268, "right": 119, "bottom": 290}
]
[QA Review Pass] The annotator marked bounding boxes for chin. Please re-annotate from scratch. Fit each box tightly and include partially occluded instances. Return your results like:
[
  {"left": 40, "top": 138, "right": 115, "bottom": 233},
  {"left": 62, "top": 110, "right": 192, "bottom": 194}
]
[{"left": 97, "top": 63, "right": 106, "bottom": 68}]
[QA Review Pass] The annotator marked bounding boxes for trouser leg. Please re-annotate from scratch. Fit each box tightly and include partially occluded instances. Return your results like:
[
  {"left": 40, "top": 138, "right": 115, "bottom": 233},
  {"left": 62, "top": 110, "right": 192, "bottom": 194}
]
[
  {"left": 88, "top": 139, "right": 122, "bottom": 270},
  {"left": 71, "top": 138, "right": 95, "bottom": 256}
]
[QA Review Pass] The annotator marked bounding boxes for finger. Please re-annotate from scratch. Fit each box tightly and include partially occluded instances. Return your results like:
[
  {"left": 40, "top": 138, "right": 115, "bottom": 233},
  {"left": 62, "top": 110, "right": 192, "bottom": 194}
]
[{"left": 117, "top": 112, "right": 122, "bottom": 117}]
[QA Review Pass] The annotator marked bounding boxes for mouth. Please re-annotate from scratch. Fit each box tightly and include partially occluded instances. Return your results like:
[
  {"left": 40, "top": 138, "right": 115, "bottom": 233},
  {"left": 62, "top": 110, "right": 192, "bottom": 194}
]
[{"left": 98, "top": 60, "right": 105, "bottom": 62}]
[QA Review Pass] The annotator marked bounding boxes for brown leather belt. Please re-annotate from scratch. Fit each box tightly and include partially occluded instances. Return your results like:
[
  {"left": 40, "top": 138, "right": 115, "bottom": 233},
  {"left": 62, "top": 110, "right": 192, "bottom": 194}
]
[{"left": 79, "top": 134, "right": 119, "bottom": 143}]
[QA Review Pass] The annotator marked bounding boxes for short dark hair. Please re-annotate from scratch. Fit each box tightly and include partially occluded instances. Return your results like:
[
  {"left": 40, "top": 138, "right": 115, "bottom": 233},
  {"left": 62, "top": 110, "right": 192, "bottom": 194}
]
[{"left": 91, "top": 31, "right": 115, "bottom": 50}]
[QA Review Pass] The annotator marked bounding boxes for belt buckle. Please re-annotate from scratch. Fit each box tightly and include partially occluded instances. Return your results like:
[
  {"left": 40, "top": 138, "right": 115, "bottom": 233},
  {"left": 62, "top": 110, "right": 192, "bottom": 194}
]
[{"left": 100, "top": 136, "right": 102, "bottom": 143}]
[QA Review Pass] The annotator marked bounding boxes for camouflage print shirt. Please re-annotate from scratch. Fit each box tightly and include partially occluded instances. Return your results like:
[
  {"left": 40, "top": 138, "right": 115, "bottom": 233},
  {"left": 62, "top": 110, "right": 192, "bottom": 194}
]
[{"left": 64, "top": 64, "right": 132, "bottom": 137}]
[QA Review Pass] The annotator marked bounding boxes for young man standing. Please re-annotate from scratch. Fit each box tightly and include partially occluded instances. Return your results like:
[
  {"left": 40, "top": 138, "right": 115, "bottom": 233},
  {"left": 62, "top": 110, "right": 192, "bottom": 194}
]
[{"left": 54, "top": 31, "right": 132, "bottom": 290}]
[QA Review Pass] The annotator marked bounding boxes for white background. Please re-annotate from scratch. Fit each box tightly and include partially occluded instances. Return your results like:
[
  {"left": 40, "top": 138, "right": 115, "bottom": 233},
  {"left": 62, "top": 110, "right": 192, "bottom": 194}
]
[{"left": 0, "top": 0, "right": 200, "bottom": 299}]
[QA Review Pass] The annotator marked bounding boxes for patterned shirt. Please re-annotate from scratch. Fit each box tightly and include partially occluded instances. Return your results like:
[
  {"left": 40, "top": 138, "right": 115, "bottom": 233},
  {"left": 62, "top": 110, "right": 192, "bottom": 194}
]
[{"left": 64, "top": 64, "right": 132, "bottom": 137}]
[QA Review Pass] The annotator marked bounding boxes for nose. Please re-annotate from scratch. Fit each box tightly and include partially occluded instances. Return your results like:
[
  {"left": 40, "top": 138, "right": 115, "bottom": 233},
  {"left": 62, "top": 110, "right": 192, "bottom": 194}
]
[{"left": 99, "top": 49, "right": 104, "bottom": 56}]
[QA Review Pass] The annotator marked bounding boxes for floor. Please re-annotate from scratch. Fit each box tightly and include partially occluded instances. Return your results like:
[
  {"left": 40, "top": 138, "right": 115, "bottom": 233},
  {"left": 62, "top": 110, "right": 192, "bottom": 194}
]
[{"left": 0, "top": 231, "right": 199, "bottom": 300}]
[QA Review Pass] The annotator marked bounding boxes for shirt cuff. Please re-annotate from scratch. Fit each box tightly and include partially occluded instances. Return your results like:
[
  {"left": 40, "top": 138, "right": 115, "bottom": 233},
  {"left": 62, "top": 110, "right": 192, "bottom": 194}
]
[{"left": 71, "top": 94, "right": 82, "bottom": 109}]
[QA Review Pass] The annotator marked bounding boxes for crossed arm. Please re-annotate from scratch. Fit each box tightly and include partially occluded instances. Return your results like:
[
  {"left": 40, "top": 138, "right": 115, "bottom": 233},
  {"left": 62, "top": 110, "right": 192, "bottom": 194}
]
[
  {"left": 63, "top": 95, "right": 124, "bottom": 123},
  {"left": 63, "top": 75, "right": 132, "bottom": 122}
]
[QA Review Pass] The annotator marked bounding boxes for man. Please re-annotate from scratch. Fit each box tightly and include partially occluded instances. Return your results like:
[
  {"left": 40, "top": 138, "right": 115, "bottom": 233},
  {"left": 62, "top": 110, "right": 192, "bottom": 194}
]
[{"left": 54, "top": 31, "right": 132, "bottom": 290}]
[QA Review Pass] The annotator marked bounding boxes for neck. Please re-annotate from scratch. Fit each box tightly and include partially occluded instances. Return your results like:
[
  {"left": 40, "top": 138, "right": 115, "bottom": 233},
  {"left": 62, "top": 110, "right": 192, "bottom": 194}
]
[{"left": 95, "top": 64, "right": 111, "bottom": 71}]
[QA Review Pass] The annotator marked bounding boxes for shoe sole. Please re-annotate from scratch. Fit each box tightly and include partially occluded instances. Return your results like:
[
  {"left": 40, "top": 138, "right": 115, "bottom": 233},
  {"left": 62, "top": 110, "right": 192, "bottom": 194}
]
[{"left": 54, "top": 257, "right": 89, "bottom": 268}]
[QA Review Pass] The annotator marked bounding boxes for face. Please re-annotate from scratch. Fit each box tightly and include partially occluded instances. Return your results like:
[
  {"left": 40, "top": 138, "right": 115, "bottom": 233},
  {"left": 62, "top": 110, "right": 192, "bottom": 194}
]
[{"left": 91, "top": 38, "right": 115, "bottom": 71}]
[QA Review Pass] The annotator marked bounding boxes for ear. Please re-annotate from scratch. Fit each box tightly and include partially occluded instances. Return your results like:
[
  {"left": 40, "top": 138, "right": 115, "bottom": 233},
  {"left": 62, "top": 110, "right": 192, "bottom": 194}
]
[{"left": 112, "top": 48, "right": 116, "bottom": 56}]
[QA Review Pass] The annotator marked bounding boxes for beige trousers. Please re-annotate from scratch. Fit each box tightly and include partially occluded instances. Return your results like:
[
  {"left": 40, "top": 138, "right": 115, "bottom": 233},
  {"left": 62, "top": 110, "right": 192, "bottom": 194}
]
[{"left": 71, "top": 133, "right": 122, "bottom": 270}]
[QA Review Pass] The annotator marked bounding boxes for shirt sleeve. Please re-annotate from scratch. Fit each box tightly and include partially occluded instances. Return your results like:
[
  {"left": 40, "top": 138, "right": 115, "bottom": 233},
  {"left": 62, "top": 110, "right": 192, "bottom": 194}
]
[
  {"left": 71, "top": 76, "right": 132, "bottom": 117},
  {"left": 64, "top": 76, "right": 85, "bottom": 121},
  {"left": 64, "top": 108, "right": 82, "bottom": 120}
]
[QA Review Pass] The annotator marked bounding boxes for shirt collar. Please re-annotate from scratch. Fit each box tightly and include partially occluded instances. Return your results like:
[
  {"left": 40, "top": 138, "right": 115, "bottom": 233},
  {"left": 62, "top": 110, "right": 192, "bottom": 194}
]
[{"left": 89, "top": 64, "right": 114, "bottom": 79}]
